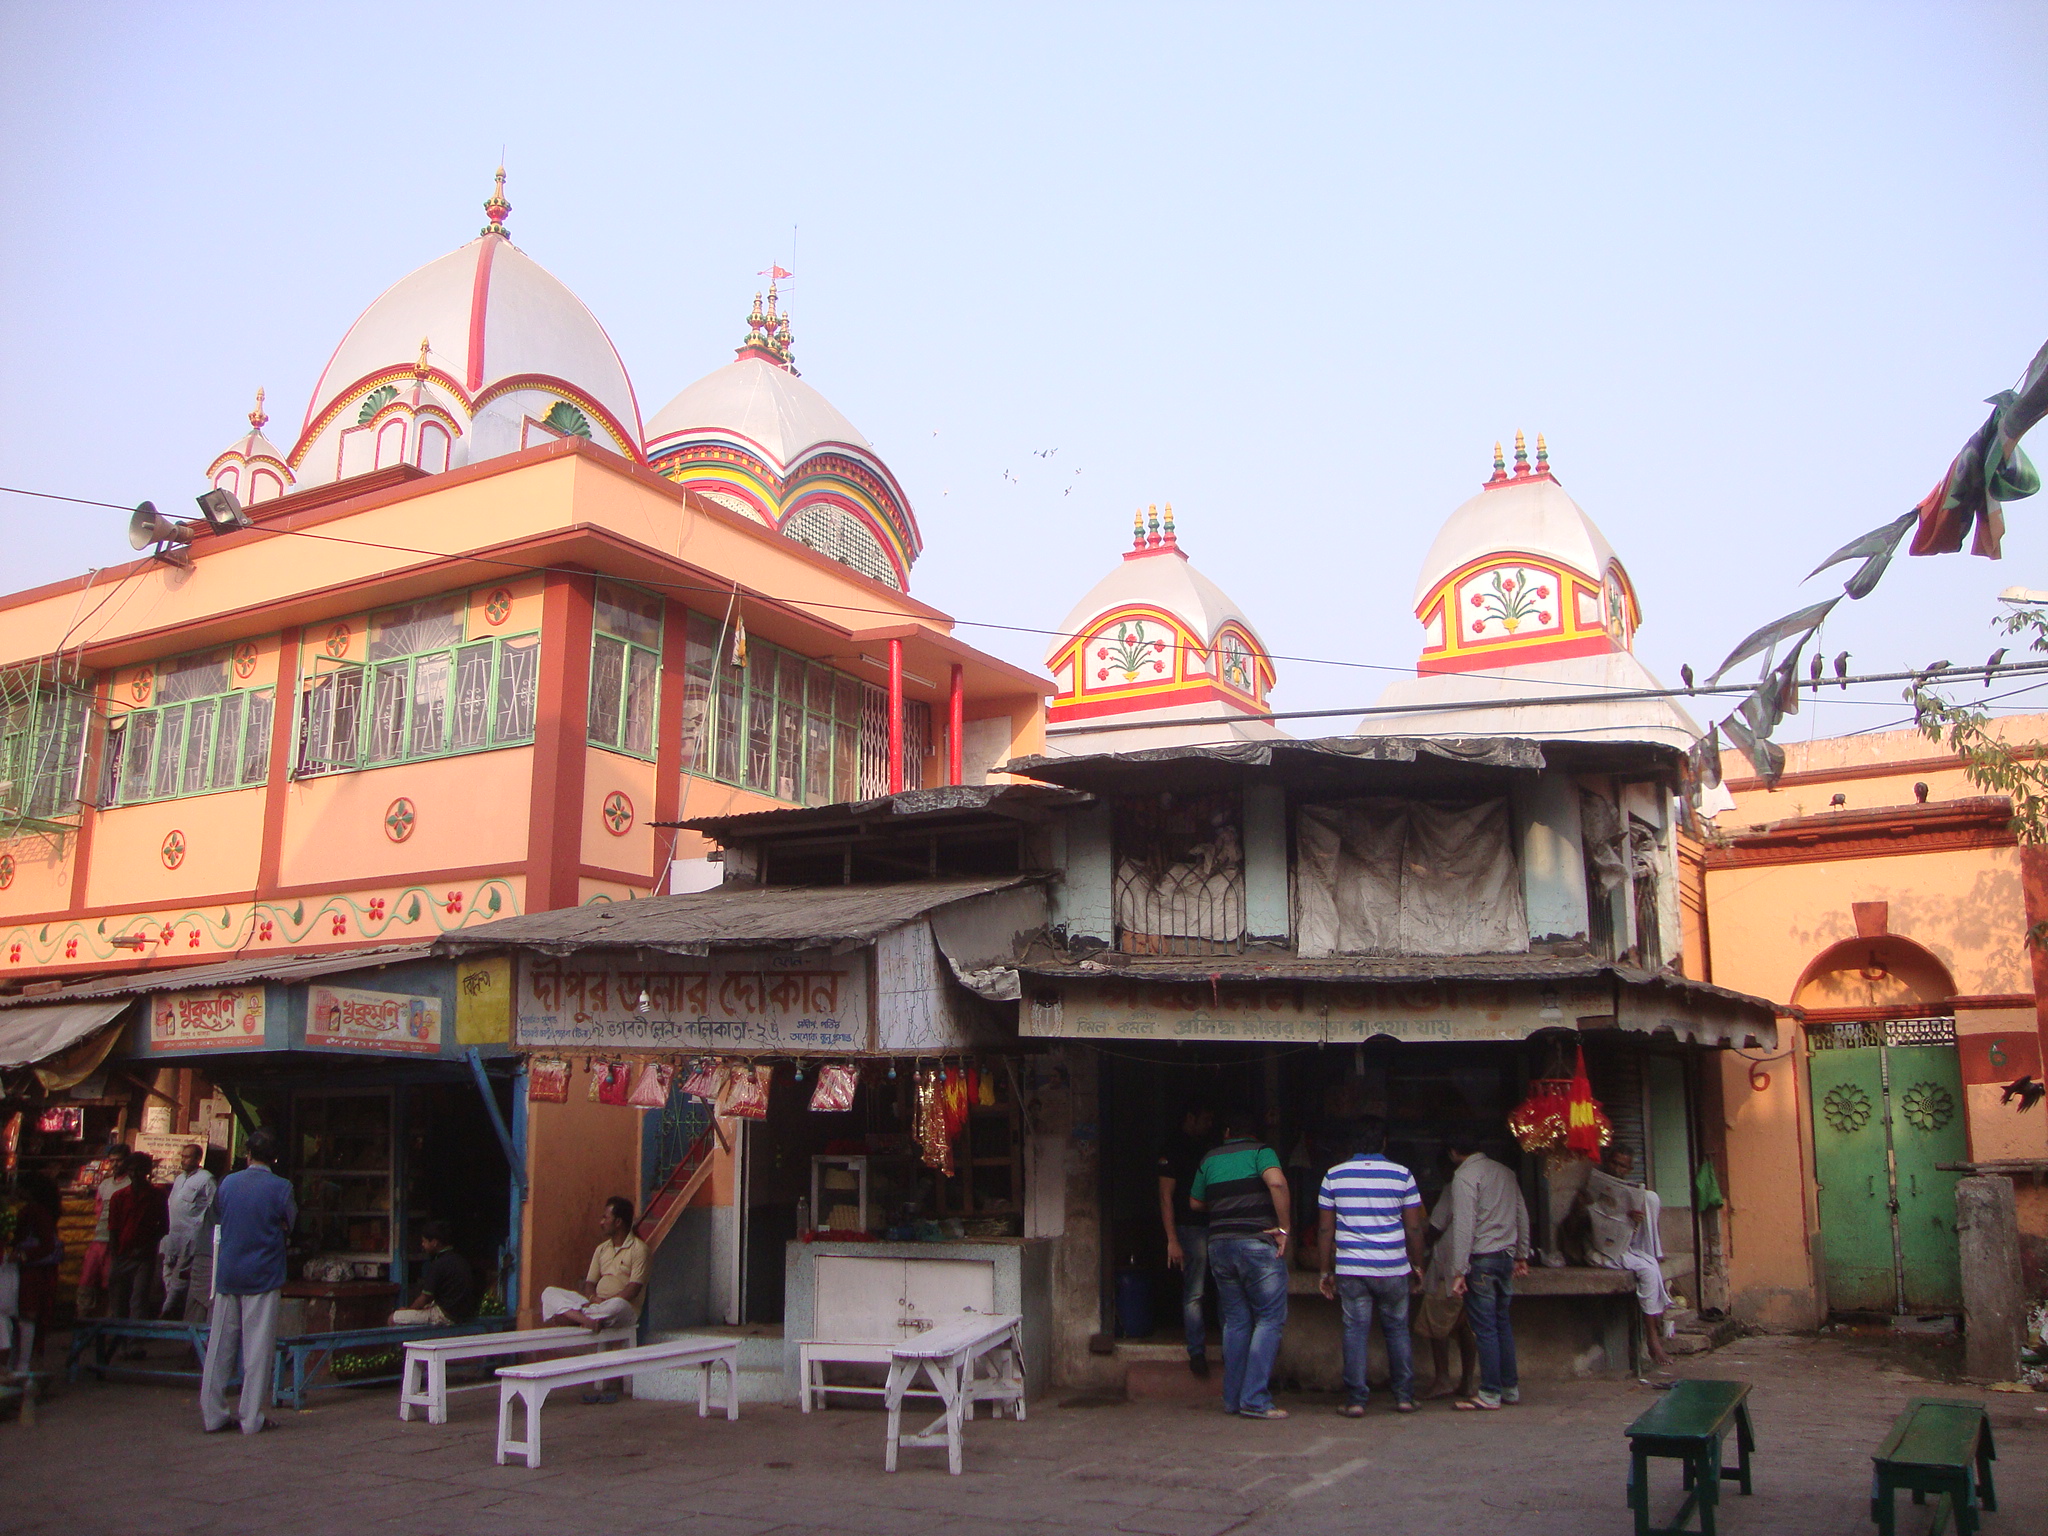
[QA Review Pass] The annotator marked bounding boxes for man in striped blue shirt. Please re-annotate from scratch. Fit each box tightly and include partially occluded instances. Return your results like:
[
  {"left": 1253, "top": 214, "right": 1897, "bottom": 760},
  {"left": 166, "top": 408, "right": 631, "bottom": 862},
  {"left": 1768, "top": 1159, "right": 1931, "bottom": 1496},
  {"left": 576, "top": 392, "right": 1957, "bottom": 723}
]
[{"left": 1316, "top": 1119, "right": 1425, "bottom": 1415}]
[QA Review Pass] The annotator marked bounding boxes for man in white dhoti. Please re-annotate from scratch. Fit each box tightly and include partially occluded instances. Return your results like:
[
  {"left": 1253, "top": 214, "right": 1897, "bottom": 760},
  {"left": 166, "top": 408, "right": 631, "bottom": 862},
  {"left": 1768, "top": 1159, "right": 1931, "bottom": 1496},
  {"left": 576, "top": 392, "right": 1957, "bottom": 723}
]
[
  {"left": 1580, "top": 1149, "right": 1671, "bottom": 1371},
  {"left": 540, "top": 1197, "right": 648, "bottom": 1405}
]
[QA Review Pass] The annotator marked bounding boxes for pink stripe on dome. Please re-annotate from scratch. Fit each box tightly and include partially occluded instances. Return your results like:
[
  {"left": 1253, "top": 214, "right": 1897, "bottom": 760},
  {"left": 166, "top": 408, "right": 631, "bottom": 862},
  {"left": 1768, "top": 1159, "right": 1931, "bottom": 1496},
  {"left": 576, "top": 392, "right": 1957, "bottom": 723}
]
[{"left": 467, "top": 236, "right": 499, "bottom": 392}]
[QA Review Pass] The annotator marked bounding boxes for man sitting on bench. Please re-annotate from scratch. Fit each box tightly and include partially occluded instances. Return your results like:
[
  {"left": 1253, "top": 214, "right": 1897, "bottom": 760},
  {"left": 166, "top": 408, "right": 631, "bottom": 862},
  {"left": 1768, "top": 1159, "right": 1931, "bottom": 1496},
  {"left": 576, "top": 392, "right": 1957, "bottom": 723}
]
[{"left": 541, "top": 1196, "right": 647, "bottom": 1335}]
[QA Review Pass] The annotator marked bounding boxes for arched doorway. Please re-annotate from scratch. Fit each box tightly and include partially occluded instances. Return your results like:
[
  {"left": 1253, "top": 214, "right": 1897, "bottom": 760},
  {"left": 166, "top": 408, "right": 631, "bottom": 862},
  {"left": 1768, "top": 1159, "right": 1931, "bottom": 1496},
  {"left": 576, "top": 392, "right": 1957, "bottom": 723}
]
[{"left": 1797, "top": 937, "right": 1967, "bottom": 1314}]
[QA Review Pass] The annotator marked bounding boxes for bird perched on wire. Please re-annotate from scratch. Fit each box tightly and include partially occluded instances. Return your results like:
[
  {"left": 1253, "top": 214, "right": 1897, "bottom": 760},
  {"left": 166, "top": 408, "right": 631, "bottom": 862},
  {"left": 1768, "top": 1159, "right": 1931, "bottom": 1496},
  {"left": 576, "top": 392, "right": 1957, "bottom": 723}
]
[
  {"left": 1809, "top": 651, "right": 1824, "bottom": 686},
  {"left": 2000, "top": 1075, "right": 2046, "bottom": 1112},
  {"left": 1985, "top": 647, "right": 2007, "bottom": 684},
  {"left": 1834, "top": 652, "right": 1850, "bottom": 689},
  {"left": 1921, "top": 660, "right": 1951, "bottom": 680},
  {"left": 1680, "top": 664, "right": 1694, "bottom": 693}
]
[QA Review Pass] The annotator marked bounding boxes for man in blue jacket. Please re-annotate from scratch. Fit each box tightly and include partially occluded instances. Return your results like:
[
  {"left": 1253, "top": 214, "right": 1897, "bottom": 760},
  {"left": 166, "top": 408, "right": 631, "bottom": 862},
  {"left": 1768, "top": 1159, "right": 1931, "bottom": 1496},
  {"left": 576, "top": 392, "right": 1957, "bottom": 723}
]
[{"left": 199, "top": 1129, "right": 296, "bottom": 1434}]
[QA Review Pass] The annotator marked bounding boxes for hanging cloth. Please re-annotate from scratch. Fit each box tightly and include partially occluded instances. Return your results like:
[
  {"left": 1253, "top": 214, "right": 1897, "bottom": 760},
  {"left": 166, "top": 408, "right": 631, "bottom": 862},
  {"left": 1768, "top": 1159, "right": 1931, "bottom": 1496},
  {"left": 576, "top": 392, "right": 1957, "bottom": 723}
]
[
  {"left": 717, "top": 1063, "right": 771, "bottom": 1119},
  {"left": 939, "top": 1067, "right": 970, "bottom": 1141},
  {"left": 527, "top": 1057, "right": 571, "bottom": 1104},
  {"left": 1564, "top": 1045, "right": 1610, "bottom": 1156},
  {"left": 594, "top": 1061, "right": 632, "bottom": 1106},
  {"left": 679, "top": 1059, "right": 722, "bottom": 1101},
  {"left": 915, "top": 1071, "right": 955, "bottom": 1177}
]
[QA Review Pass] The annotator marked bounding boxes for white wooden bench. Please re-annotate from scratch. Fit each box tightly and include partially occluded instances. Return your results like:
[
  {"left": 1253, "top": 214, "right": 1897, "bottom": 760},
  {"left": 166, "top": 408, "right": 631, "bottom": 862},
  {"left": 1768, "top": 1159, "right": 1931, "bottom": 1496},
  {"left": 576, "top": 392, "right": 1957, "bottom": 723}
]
[
  {"left": 800, "top": 1340, "right": 949, "bottom": 1412},
  {"left": 400, "top": 1322, "right": 636, "bottom": 1425},
  {"left": 883, "top": 1313, "right": 1025, "bottom": 1476},
  {"left": 495, "top": 1336, "right": 739, "bottom": 1469}
]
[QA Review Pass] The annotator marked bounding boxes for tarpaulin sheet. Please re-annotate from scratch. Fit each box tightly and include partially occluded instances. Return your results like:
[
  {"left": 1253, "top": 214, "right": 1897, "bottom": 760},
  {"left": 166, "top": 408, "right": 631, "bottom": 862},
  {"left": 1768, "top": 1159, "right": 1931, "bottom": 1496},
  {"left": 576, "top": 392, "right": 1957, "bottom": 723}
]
[
  {"left": 1295, "top": 799, "right": 1527, "bottom": 957},
  {"left": 0, "top": 999, "right": 129, "bottom": 1069}
]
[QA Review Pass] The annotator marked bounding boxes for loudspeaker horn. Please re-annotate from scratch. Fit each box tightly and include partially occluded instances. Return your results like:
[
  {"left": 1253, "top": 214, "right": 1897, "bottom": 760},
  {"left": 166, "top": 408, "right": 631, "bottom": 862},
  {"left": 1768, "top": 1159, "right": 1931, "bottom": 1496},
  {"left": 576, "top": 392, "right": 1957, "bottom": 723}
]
[{"left": 128, "top": 501, "right": 197, "bottom": 552}]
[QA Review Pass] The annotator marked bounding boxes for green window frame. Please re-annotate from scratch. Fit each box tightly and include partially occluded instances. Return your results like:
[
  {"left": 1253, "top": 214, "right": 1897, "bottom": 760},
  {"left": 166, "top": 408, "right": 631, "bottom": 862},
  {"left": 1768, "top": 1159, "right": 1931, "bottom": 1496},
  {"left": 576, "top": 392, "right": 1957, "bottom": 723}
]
[
  {"left": 680, "top": 611, "right": 901, "bottom": 806},
  {"left": 588, "top": 579, "right": 663, "bottom": 760},
  {"left": 104, "top": 648, "right": 273, "bottom": 806},
  {"left": 294, "top": 595, "right": 539, "bottom": 777}
]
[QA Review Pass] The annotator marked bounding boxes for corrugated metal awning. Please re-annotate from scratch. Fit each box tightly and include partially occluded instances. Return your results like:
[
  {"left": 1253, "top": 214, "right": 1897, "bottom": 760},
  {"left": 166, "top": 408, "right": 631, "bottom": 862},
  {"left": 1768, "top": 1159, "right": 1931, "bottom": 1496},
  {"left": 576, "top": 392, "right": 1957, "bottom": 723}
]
[
  {"left": 0, "top": 1000, "right": 131, "bottom": 1069},
  {"left": 0, "top": 944, "right": 437, "bottom": 1010},
  {"left": 435, "top": 876, "right": 1047, "bottom": 957}
]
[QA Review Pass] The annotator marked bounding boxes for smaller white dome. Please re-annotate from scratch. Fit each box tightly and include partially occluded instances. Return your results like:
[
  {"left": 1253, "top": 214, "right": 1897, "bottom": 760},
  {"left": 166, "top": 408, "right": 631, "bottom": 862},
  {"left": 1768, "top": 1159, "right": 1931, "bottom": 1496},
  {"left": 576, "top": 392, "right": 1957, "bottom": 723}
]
[
  {"left": 1413, "top": 472, "right": 1616, "bottom": 607},
  {"left": 645, "top": 355, "right": 870, "bottom": 468}
]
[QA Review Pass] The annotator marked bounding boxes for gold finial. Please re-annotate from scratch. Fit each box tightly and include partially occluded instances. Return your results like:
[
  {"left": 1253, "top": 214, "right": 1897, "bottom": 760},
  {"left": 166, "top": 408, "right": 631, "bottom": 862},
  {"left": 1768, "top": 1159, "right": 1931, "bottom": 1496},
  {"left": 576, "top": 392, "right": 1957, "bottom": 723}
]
[
  {"left": 1146, "top": 504, "right": 1160, "bottom": 547},
  {"left": 1162, "top": 503, "right": 1177, "bottom": 547},
  {"left": 1132, "top": 507, "right": 1146, "bottom": 549},
  {"left": 248, "top": 387, "right": 268, "bottom": 432},
  {"left": 1535, "top": 432, "right": 1549, "bottom": 474},
  {"left": 481, "top": 166, "right": 511, "bottom": 236},
  {"left": 1488, "top": 441, "right": 1507, "bottom": 484},
  {"left": 414, "top": 337, "right": 431, "bottom": 380}
]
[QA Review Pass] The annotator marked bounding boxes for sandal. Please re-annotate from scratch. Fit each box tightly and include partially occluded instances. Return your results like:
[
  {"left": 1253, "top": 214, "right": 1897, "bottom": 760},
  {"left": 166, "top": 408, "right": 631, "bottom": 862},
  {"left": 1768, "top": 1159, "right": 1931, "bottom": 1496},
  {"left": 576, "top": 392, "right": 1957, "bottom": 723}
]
[
  {"left": 1337, "top": 1403, "right": 1367, "bottom": 1418},
  {"left": 1240, "top": 1406, "right": 1290, "bottom": 1420},
  {"left": 1452, "top": 1396, "right": 1501, "bottom": 1411}
]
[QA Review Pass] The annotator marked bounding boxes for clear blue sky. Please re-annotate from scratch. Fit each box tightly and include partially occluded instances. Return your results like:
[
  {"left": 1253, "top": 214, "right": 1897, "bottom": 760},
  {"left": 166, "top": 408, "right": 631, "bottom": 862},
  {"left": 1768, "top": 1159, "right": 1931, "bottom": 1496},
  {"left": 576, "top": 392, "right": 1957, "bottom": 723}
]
[{"left": 4, "top": 3, "right": 2046, "bottom": 743}]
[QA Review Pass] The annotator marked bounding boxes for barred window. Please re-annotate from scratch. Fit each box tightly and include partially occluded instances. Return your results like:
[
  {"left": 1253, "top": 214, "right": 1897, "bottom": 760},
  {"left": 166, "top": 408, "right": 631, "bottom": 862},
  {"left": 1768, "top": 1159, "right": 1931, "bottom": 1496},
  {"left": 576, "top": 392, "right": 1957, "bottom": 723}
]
[
  {"left": 103, "top": 669, "right": 273, "bottom": 806},
  {"left": 588, "top": 580, "right": 662, "bottom": 759}
]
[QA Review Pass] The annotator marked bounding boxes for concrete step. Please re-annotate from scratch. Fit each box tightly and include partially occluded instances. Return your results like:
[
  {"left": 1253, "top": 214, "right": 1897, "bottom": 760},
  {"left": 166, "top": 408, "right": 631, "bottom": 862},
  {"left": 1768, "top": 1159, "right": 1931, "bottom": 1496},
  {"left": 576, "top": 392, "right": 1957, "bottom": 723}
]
[
  {"left": 1125, "top": 1348, "right": 1216, "bottom": 1402},
  {"left": 1665, "top": 1311, "right": 1741, "bottom": 1356},
  {"left": 630, "top": 1328, "right": 789, "bottom": 1405}
]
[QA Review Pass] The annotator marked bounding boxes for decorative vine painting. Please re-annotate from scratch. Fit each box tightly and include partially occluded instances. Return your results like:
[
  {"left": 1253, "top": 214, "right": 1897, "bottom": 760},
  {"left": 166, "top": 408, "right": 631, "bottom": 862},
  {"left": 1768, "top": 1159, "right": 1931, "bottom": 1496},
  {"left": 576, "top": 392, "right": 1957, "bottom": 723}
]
[
  {"left": 1466, "top": 568, "right": 1552, "bottom": 636},
  {"left": 1095, "top": 621, "right": 1169, "bottom": 683},
  {"left": 0, "top": 878, "right": 520, "bottom": 970}
]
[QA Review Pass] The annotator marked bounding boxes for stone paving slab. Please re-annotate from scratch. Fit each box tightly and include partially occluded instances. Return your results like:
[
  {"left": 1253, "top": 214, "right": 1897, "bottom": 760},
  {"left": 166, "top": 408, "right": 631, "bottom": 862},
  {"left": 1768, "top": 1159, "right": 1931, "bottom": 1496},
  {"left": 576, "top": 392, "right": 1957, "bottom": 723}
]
[{"left": 2, "top": 1332, "right": 2044, "bottom": 1535}]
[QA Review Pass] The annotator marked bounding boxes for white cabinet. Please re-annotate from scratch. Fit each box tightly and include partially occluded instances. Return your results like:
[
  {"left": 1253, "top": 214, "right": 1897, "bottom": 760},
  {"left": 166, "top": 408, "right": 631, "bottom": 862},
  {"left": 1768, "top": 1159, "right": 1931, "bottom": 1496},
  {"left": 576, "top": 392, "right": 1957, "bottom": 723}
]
[{"left": 813, "top": 1254, "right": 995, "bottom": 1342}]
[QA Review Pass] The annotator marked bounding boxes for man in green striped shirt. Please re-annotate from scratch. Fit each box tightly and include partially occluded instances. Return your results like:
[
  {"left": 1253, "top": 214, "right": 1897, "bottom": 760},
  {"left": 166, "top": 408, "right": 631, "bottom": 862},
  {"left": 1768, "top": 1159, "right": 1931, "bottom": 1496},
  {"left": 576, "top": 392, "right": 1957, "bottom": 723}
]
[{"left": 1189, "top": 1109, "right": 1292, "bottom": 1419}]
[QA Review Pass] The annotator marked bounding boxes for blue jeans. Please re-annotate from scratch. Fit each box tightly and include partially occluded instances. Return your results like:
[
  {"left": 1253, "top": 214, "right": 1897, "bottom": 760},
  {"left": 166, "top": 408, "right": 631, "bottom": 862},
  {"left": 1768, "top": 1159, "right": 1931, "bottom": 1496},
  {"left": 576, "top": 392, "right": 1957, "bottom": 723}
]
[
  {"left": 1176, "top": 1225, "right": 1210, "bottom": 1359},
  {"left": 1336, "top": 1273, "right": 1414, "bottom": 1407},
  {"left": 1464, "top": 1251, "right": 1518, "bottom": 1401},
  {"left": 1208, "top": 1236, "right": 1289, "bottom": 1414}
]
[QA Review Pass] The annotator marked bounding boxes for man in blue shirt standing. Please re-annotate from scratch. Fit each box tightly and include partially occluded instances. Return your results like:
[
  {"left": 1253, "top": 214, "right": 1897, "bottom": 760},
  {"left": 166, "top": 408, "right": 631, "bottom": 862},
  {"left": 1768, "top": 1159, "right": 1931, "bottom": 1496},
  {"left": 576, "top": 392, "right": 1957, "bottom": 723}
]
[
  {"left": 1316, "top": 1118, "right": 1425, "bottom": 1416},
  {"left": 200, "top": 1129, "right": 296, "bottom": 1435}
]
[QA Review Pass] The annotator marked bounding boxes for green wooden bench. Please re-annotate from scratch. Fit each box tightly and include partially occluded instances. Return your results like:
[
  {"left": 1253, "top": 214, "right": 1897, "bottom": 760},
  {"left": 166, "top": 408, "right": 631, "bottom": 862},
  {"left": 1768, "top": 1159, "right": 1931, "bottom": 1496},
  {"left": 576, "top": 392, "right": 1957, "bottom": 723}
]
[
  {"left": 1871, "top": 1397, "right": 1997, "bottom": 1536},
  {"left": 1623, "top": 1378, "right": 1755, "bottom": 1536}
]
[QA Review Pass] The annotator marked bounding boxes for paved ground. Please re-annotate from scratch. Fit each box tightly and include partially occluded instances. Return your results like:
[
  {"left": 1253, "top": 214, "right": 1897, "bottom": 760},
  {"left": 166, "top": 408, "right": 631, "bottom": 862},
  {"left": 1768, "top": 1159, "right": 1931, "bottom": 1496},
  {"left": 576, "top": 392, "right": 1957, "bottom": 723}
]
[{"left": 2, "top": 1332, "right": 2044, "bottom": 1535}]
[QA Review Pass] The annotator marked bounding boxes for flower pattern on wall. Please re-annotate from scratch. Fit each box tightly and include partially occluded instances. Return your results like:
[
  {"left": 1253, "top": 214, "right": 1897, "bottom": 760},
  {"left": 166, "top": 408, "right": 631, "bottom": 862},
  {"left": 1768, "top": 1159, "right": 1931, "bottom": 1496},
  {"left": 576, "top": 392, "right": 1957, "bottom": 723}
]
[
  {"left": 1467, "top": 568, "right": 1552, "bottom": 635},
  {"left": 1094, "top": 621, "right": 1168, "bottom": 683},
  {"left": 602, "top": 792, "right": 635, "bottom": 836},
  {"left": 1821, "top": 1081, "right": 1873, "bottom": 1135},
  {"left": 160, "top": 830, "right": 186, "bottom": 870},
  {"left": 384, "top": 797, "right": 416, "bottom": 842}
]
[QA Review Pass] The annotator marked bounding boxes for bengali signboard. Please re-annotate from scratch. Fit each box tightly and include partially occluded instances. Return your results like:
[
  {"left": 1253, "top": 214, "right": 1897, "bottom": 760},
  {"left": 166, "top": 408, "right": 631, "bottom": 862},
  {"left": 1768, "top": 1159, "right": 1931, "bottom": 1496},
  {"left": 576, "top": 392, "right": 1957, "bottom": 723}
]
[
  {"left": 1022, "top": 977, "right": 1613, "bottom": 1045},
  {"left": 150, "top": 988, "right": 267, "bottom": 1051},
  {"left": 305, "top": 984, "right": 443, "bottom": 1056},
  {"left": 516, "top": 951, "right": 869, "bottom": 1053}
]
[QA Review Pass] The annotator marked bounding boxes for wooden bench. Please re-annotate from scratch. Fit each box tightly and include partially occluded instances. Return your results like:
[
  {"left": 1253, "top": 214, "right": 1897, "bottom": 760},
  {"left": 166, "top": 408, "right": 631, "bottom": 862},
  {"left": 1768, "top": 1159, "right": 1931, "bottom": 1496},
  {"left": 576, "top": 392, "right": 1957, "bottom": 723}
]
[
  {"left": 401, "top": 1321, "right": 635, "bottom": 1424},
  {"left": 1871, "top": 1398, "right": 1998, "bottom": 1536},
  {"left": 801, "top": 1340, "right": 946, "bottom": 1412},
  {"left": 883, "top": 1314, "right": 1025, "bottom": 1476},
  {"left": 1623, "top": 1378, "right": 1755, "bottom": 1536},
  {"left": 65, "top": 1317, "right": 211, "bottom": 1386},
  {"left": 494, "top": 1335, "right": 738, "bottom": 1469}
]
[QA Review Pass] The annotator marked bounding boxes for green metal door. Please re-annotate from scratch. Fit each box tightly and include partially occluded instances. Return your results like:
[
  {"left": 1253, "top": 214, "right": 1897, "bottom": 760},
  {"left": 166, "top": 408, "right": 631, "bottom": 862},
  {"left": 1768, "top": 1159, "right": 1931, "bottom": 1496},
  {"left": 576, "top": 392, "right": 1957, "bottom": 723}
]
[
  {"left": 1886, "top": 1040, "right": 1966, "bottom": 1312},
  {"left": 1807, "top": 1019, "right": 1966, "bottom": 1315},
  {"left": 1809, "top": 1039, "right": 1895, "bottom": 1312}
]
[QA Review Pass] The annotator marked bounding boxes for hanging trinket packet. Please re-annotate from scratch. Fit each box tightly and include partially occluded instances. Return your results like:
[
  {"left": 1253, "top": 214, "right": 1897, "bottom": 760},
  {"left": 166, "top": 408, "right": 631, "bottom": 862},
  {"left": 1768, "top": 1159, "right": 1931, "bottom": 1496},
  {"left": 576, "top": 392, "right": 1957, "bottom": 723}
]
[
  {"left": 527, "top": 1056, "right": 571, "bottom": 1104},
  {"left": 628, "top": 1062, "right": 674, "bottom": 1108},
  {"left": 716, "top": 1063, "right": 771, "bottom": 1119},
  {"left": 808, "top": 1064, "right": 858, "bottom": 1113},
  {"left": 679, "top": 1058, "right": 722, "bottom": 1100},
  {"left": 590, "top": 1060, "right": 632, "bottom": 1105}
]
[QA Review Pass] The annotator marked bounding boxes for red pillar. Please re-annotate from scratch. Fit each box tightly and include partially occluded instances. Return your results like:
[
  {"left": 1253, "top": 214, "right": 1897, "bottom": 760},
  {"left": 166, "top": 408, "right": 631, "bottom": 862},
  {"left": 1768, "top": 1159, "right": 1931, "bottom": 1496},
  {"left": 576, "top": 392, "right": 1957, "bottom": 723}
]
[
  {"left": 948, "top": 664, "right": 965, "bottom": 786},
  {"left": 887, "top": 638, "right": 905, "bottom": 794}
]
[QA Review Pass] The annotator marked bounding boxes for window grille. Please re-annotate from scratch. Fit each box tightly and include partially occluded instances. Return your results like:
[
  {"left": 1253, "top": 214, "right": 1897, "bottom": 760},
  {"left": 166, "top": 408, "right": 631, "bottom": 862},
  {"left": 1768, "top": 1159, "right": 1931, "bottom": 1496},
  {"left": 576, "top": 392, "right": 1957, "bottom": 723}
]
[
  {"left": 294, "top": 599, "right": 536, "bottom": 778},
  {"left": 0, "top": 667, "right": 93, "bottom": 830},
  {"left": 100, "top": 648, "right": 272, "bottom": 808},
  {"left": 1112, "top": 789, "right": 1247, "bottom": 955},
  {"left": 1806, "top": 1017, "right": 1958, "bottom": 1052},
  {"left": 588, "top": 580, "right": 662, "bottom": 759}
]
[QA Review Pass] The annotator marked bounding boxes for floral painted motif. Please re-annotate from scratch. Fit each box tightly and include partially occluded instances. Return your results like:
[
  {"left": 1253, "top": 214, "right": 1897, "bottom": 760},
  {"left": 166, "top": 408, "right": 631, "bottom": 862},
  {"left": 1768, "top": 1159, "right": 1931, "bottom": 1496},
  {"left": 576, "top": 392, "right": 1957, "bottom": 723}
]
[
  {"left": 602, "top": 792, "right": 635, "bottom": 836},
  {"left": 1467, "top": 569, "right": 1552, "bottom": 635},
  {"left": 1821, "top": 1081, "right": 1873, "bottom": 1135},
  {"left": 1900, "top": 1082, "right": 1956, "bottom": 1133},
  {"left": 0, "top": 854, "right": 12, "bottom": 890},
  {"left": 232, "top": 642, "right": 259, "bottom": 680},
  {"left": 324, "top": 623, "right": 352, "bottom": 659},
  {"left": 1093, "top": 621, "right": 1168, "bottom": 683},
  {"left": 1217, "top": 633, "right": 1254, "bottom": 695},
  {"left": 160, "top": 830, "right": 186, "bottom": 870},
  {"left": 484, "top": 588, "right": 513, "bottom": 626},
  {"left": 384, "top": 797, "right": 416, "bottom": 843},
  {"left": 129, "top": 669, "right": 153, "bottom": 703},
  {"left": 330, "top": 913, "right": 348, "bottom": 936}
]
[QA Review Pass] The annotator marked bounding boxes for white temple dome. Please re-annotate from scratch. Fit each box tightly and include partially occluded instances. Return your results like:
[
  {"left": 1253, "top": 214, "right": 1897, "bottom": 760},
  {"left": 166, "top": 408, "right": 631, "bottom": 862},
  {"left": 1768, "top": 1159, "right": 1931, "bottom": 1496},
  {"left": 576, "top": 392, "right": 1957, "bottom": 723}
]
[
  {"left": 645, "top": 355, "right": 871, "bottom": 468},
  {"left": 284, "top": 171, "right": 643, "bottom": 487},
  {"left": 1413, "top": 472, "right": 1617, "bottom": 607}
]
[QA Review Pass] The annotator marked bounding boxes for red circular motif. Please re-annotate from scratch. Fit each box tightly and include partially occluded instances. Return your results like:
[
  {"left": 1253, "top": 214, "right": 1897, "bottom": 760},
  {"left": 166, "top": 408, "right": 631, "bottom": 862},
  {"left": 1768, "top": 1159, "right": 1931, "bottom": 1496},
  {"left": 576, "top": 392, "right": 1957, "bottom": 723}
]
[
  {"left": 129, "top": 669, "right": 153, "bottom": 703},
  {"left": 232, "top": 642, "right": 259, "bottom": 679},
  {"left": 384, "top": 797, "right": 417, "bottom": 843},
  {"left": 0, "top": 854, "right": 13, "bottom": 889},
  {"left": 484, "top": 588, "right": 514, "bottom": 626},
  {"left": 324, "top": 623, "right": 352, "bottom": 659},
  {"left": 602, "top": 791, "right": 634, "bottom": 836},
  {"left": 160, "top": 830, "right": 186, "bottom": 870}
]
